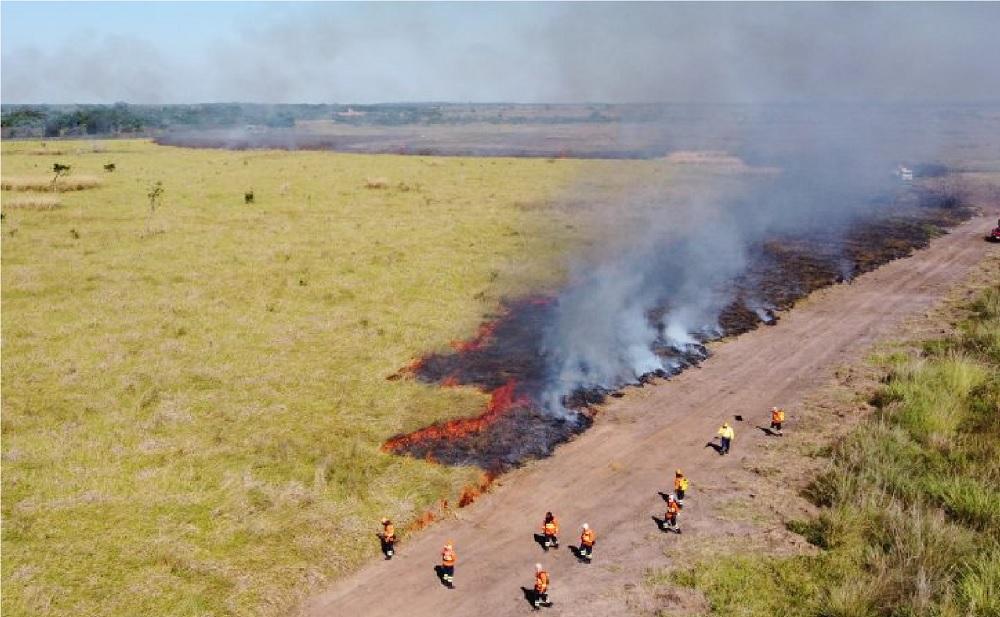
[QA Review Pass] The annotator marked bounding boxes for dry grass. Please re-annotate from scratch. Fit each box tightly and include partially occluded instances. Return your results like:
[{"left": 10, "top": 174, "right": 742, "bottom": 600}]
[
  {"left": 2, "top": 195, "right": 63, "bottom": 209},
  {"left": 2, "top": 138, "right": 716, "bottom": 617},
  {"left": 2, "top": 175, "right": 102, "bottom": 192},
  {"left": 364, "top": 176, "right": 390, "bottom": 189}
]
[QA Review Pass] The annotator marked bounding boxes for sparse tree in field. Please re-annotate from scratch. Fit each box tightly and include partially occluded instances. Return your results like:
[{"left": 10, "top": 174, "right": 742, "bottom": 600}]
[
  {"left": 145, "top": 181, "right": 164, "bottom": 234},
  {"left": 51, "top": 163, "right": 71, "bottom": 190}
]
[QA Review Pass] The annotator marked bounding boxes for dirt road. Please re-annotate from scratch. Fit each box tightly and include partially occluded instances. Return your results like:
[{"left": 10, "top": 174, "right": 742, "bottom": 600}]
[{"left": 299, "top": 212, "right": 998, "bottom": 617}]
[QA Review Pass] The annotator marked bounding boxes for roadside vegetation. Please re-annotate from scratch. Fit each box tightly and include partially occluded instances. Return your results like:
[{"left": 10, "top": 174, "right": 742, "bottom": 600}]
[
  {"left": 657, "top": 282, "right": 1000, "bottom": 616},
  {"left": 1, "top": 138, "right": 709, "bottom": 617}
]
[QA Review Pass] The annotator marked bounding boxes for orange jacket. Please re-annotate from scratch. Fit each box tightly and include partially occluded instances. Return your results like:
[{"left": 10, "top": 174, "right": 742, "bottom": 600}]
[
  {"left": 543, "top": 518, "right": 559, "bottom": 536},
  {"left": 772, "top": 408, "right": 785, "bottom": 423},
  {"left": 580, "top": 528, "right": 595, "bottom": 547},
  {"left": 442, "top": 546, "right": 456, "bottom": 566},
  {"left": 382, "top": 523, "right": 395, "bottom": 542},
  {"left": 666, "top": 501, "right": 680, "bottom": 516},
  {"left": 535, "top": 570, "right": 549, "bottom": 593}
]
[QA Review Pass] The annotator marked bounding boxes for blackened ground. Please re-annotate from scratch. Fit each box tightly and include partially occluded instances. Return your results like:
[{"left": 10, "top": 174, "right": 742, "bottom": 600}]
[
  {"left": 155, "top": 129, "right": 669, "bottom": 159},
  {"left": 385, "top": 185, "right": 975, "bottom": 471},
  {"left": 418, "top": 406, "right": 593, "bottom": 473}
]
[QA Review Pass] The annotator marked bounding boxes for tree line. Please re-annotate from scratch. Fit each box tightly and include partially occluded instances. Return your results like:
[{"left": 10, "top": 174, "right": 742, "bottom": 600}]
[{"left": 1, "top": 102, "right": 619, "bottom": 138}]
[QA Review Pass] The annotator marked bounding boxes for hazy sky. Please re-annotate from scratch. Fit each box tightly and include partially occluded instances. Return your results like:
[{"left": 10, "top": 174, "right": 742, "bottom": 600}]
[{"left": 2, "top": 1, "right": 999, "bottom": 105}]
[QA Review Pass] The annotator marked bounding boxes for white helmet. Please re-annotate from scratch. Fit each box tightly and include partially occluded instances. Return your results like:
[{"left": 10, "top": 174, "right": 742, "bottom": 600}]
[{"left": 582, "top": 523, "right": 589, "bottom": 529}]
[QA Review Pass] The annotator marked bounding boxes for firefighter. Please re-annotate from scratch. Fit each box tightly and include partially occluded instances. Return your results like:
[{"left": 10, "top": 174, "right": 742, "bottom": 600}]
[
  {"left": 664, "top": 495, "right": 681, "bottom": 533},
  {"left": 578, "top": 523, "right": 595, "bottom": 563},
  {"left": 674, "top": 469, "right": 689, "bottom": 506},
  {"left": 542, "top": 511, "right": 560, "bottom": 550},
  {"left": 717, "top": 422, "right": 735, "bottom": 455},
  {"left": 379, "top": 518, "right": 396, "bottom": 560},
  {"left": 770, "top": 406, "right": 786, "bottom": 436},
  {"left": 441, "top": 542, "right": 456, "bottom": 588},
  {"left": 533, "top": 563, "right": 551, "bottom": 609}
]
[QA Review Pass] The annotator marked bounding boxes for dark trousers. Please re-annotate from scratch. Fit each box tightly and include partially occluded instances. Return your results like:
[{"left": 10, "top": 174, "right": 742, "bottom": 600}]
[
  {"left": 442, "top": 564, "right": 454, "bottom": 582},
  {"left": 579, "top": 543, "right": 593, "bottom": 559},
  {"left": 381, "top": 538, "right": 394, "bottom": 558},
  {"left": 720, "top": 437, "right": 731, "bottom": 454}
]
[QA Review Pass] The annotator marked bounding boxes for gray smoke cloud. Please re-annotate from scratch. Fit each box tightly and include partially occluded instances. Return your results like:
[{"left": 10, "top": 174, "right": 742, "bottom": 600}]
[
  {"left": 536, "top": 99, "right": 973, "bottom": 411},
  {"left": 540, "top": 213, "right": 750, "bottom": 411},
  {"left": 3, "top": 2, "right": 999, "bottom": 104}
]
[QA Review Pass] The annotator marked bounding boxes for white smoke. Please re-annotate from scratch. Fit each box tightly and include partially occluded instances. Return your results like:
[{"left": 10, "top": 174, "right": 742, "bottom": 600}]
[
  {"left": 537, "top": 108, "right": 932, "bottom": 413},
  {"left": 540, "top": 197, "right": 753, "bottom": 411}
]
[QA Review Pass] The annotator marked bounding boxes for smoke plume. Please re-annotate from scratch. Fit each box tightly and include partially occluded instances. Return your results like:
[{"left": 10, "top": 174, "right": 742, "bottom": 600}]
[{"left": 537, "top": 104, "right": 940, "bottom": 412}]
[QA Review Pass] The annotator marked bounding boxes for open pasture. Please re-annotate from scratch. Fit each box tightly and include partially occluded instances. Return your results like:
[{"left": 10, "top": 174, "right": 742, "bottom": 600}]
[{"left": 1, "top": 138, "right": 709, "bottom": 616}]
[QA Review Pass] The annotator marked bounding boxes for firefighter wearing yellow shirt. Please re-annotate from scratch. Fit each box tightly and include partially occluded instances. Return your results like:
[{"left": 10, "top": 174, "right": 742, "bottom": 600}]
[{"left": 717, "top": 422, "right": 735, "bottom": 455}]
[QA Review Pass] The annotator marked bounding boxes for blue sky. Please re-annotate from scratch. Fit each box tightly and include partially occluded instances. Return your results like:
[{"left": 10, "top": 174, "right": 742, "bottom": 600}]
[{"left": 2, "top": 1, "right": 1000, "bottom": 105}]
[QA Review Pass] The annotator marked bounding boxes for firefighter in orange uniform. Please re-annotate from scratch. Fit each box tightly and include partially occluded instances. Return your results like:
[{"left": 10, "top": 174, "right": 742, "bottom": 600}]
[
  {"left": 379, "top": 518, "right": 396, "bottom": 560},
  {"left": 663, "top": 495, "right": 681, "bottom": 533},
  {"left": 441, "top": 542, "right": 456, "bottom": 588},
  {"left": 770, "top": 406, "right": 786, "bottom": 436},
  {"left": 533, "top": 563, "right": 551, "bottom": 609},
  {"left": 542, "top": 511, "right": 560, "bottom": 550},
  {"left": 674, "top": 469, "right": 689, "bottom": 506},
  {"left": 578, "top": 523, "right": 595, "bottom": 563}
]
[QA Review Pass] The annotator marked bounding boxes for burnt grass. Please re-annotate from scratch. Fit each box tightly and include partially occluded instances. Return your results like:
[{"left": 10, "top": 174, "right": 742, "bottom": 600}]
[{"left": 385, "top": 185, "right": 975, "bottom": 472}]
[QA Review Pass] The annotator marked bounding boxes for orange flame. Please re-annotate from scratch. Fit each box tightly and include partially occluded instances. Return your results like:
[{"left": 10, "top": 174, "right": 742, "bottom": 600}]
[
  {"left": 382, "top": 380, "right": 526, "bottom": 452},
  {"left": 458, "top": 471, "right": 496, "bottom": 508},
  {"left": 406, "top": 510, "right": 437, "bottom": 534},
  {"left": 387, "top": 358, "right": 424, "bottom": 381},
  {"left": 527, "top": 295, "right": 555, "bottom": 306},
  {"left": 449, "top": 321, "right": 499, "bottom": 354}
]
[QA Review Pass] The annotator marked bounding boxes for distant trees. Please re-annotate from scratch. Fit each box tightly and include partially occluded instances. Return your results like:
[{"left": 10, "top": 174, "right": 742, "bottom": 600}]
[
  {"left": 1, "top": 103, "right": 144, "bottom": 137},
  {"left": 1, "top": 102, "right": 623, "bottom": 139}
]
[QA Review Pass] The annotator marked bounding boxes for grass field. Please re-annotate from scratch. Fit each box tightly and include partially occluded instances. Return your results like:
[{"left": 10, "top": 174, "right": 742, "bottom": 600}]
[{"left": 0, "top": 138, "right": 720, "bottom": 616}]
